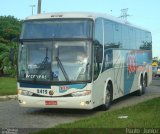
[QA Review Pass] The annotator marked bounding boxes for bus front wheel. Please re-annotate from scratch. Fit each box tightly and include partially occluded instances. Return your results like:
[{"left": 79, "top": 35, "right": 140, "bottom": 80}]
[{"left": 101, "top": 84, "right": 112, "bottom": 111}]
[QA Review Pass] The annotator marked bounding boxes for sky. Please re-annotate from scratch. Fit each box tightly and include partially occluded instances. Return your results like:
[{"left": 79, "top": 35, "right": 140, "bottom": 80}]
[{"left": 0, "top": 0, "right": 159, "bottom": 58}]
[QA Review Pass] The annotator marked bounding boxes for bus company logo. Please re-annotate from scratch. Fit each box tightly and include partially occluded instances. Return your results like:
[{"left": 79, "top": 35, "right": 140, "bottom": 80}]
[
  {"left": 60, "top": 86, "right": 69, "bottom": 91},
  {"left": 59, "top": 86, "right": 70, "bottom": 93},
  {"left": 127, "top": 53, "right": 137, "bottom": 78}
]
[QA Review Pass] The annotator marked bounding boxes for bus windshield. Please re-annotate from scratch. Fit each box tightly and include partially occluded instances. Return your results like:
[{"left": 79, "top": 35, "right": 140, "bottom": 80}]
[
  {"left": 18, "top": 41, "right": 91, "bottom": 83},
  {"left": 20, "top": 19, "right": 92, "bottom": 39}
]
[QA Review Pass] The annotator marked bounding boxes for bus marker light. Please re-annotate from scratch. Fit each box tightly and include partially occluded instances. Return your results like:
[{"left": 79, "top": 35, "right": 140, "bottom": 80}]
[
  {"left": 85, "top": 101, "right": 90, "bottom": 104},
  {"left": 45, "top": 101, "right": 57, "bottom": 105}
]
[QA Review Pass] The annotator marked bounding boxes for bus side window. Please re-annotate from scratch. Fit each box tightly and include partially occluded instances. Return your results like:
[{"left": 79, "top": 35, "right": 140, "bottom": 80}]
[{"left": 103, "top": 50, "right": 113, "bottom": 71}]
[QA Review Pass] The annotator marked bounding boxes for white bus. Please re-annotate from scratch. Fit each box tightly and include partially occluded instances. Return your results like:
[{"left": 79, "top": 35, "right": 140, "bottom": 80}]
[{"left": 18, "top": 12, "right": 152, "bottom": 110}]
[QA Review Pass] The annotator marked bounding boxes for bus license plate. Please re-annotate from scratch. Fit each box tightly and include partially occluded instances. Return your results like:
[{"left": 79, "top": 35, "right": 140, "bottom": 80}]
[{"left": 45, "top": 101, "right": 57, "bottom": 105}]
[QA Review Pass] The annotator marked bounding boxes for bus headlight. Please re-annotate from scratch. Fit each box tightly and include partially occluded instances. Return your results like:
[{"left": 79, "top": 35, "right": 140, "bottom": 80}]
[
  {"left": 18, "top": 89, "right": 33, "bottom": 96},
  {"left": 71, "top": 90, "right": 91, "bottom": 97}
]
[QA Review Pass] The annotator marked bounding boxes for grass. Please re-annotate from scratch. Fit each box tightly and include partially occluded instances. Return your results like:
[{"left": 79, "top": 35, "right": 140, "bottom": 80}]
[
  {"left": 0, "top": 77, "right": 17, "bottom": 95},
  {"left": 33, "top": 97, "right": 160, "bottom": 134}
]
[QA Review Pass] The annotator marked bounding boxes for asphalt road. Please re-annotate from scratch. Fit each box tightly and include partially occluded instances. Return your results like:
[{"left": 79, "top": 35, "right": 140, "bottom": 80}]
[{"left": 0, "top": 79, "right": 160, "bottom": 134}]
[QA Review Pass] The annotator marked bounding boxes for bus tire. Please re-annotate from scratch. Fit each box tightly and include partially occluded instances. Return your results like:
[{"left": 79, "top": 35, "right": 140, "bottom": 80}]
[
  {"left": 136, "top": 75, "right": 145, "bottom": 96},
  {"left": 101, "top": 84, "right": 112, "bottom": 111},
  {"left": 142, "top": 74, "right": 147, "bottom": 94}
]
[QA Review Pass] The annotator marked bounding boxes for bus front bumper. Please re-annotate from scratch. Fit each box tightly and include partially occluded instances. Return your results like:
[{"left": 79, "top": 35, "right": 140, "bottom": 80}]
[{"left": 18, "top": 95, "right": 93, "bottom": 109}]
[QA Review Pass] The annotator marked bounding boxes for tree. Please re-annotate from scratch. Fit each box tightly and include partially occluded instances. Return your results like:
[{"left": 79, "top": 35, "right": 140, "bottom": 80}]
[
  {"left": 0, "top": 43, "right": 10, "bottom": 76},
  {"left": 0, "top": 16, "right": 22, "bottom": 77},
  {"left": 152, "top": 57, "right": 160, "bottom": 67},
  {"left": 0, "top": 16, "right": 22, "bottom": 43}
]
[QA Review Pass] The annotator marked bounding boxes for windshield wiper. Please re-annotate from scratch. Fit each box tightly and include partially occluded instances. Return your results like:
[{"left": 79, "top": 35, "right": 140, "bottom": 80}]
[
  {"left": 56, "top": 56, "right": 69, "bottom": 81},
  {"left": 34, "top": 48, "right": 51, "bottom": 81},
  {"left": 38, "top": 48, "right": 49, "bottom": 69}
]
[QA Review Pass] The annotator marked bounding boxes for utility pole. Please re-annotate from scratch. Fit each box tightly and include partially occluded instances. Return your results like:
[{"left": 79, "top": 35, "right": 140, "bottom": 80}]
[
  {"left": 37, "top": 0, "right": 42, "bottom": 14},
  {"left": 119, "top": 8, "right": 130, "bottom": 21},
  {"left": 30, "top": 5, "right": 36, "bottom": 15}
]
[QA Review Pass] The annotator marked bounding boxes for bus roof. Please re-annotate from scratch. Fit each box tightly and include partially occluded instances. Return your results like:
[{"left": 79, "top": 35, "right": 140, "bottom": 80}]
[{"left": 26, "top": 12, "right": 150, "bottom": 32}]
